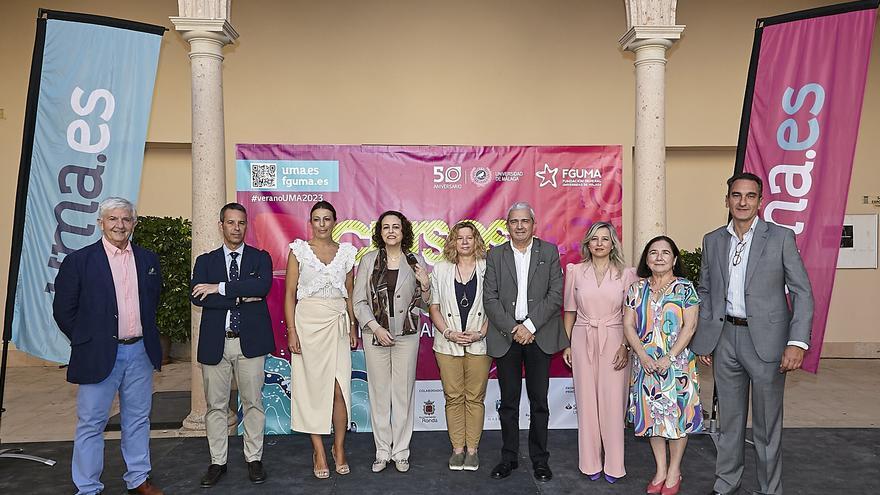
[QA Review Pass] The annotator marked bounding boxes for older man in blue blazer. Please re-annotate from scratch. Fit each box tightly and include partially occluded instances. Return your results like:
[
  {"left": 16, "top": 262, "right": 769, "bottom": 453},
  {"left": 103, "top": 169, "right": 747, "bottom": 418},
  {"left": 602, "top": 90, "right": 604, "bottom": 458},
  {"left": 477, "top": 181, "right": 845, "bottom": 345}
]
[
  {"left": 191, "top": 203, "right": 274, "bottom": 487},
  {"left": 53, "top": 197, "right": 164, "bottom": 495}
]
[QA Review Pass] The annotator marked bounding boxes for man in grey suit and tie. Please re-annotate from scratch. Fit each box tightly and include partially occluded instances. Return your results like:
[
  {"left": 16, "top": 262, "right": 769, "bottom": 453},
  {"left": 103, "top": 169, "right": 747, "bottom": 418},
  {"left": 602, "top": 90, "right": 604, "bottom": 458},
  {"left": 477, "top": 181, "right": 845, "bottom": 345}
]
[
  {"left": 691, "top": 172, "right": 813, "bottom": 495},
  {"left": 483, "top": 202, "right": 568, "bottom": 482}
]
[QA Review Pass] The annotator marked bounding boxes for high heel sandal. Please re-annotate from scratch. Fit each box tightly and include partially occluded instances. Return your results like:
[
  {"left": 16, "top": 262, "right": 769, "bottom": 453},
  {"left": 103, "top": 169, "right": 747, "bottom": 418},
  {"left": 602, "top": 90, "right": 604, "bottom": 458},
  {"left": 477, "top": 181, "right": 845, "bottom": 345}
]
[
  {"left": 313, "top": 452, "right": 330, "bottom": 479},
  {"left": 331, "top": 445, "right": 350, "bottom": 475}
]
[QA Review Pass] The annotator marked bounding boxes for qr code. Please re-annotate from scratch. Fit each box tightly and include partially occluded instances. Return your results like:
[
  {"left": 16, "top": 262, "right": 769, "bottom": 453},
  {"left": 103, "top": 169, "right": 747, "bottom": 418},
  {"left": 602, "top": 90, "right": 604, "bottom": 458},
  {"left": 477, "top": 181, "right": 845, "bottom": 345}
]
[{"left": 251, "top": 162, "right": 277, "bottom": 189}]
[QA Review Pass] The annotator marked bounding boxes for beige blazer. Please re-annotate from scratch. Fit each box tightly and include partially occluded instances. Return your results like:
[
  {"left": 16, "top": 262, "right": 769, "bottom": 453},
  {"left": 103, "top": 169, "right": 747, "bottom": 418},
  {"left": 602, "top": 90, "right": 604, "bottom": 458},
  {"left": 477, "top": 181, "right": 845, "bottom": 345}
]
[
  {"left": 430, "top": 260, "right": 487, "bottom": 356},
  {"left": 353, "top": 249, "right": 429, "bottom": 336}
]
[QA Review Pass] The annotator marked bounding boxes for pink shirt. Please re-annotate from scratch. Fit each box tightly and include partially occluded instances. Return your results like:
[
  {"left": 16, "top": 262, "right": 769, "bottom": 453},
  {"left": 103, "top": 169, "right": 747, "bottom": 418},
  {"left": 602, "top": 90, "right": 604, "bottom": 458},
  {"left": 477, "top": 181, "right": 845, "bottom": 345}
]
[
  {"left": 102, "top": 237, "right": 143, "bottom": 339},
  {"left": 564, "top": 263, "right": 638, "bottom": 360}
]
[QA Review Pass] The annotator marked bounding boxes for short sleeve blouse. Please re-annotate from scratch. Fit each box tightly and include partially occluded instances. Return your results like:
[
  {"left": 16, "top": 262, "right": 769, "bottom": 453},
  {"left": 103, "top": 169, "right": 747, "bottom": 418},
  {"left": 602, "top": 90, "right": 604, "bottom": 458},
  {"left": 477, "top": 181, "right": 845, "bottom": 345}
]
[
  {"left": 289, "top": 239, "right": 357, "bottom": 299},
  {"left": 624, "top": 277, "right": 700, "bottom": 342}
]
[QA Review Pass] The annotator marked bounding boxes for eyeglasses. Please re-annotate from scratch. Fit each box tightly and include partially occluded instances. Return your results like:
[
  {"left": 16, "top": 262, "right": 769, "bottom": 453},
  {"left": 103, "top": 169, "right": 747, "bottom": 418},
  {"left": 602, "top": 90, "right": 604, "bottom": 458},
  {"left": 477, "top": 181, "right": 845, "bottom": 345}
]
[{"left": 732, "top": 240, "right": 747, "bottom": 266}]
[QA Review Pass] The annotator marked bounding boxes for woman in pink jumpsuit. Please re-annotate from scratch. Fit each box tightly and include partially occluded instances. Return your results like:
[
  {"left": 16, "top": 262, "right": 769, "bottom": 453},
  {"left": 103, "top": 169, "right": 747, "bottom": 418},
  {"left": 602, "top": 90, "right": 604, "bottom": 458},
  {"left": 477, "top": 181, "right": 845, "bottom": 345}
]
[{"left": 563, "top": 221, "right": 638, "bottom": 483}]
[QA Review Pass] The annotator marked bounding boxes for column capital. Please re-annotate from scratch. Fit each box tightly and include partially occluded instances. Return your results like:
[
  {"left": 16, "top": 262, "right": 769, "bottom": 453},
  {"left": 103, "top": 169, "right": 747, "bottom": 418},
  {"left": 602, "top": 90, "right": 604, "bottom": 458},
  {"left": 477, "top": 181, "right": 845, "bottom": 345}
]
[
  {"left": 619, "top": 0, "right": 684, "bottom": 51},
  {"left": 618, "top": 25, "right": 684, "bottom": 51},
  {"left": 169, "top": 17, "right": 239, "bottom": 45}
]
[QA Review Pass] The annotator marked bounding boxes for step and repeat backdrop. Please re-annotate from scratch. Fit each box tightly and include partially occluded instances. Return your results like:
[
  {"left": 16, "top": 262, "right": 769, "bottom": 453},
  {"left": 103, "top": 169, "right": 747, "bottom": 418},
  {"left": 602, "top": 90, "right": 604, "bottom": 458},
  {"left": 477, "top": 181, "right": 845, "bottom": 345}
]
[{"left": 234, "top": 144, "right": 622, "bottom": 434}]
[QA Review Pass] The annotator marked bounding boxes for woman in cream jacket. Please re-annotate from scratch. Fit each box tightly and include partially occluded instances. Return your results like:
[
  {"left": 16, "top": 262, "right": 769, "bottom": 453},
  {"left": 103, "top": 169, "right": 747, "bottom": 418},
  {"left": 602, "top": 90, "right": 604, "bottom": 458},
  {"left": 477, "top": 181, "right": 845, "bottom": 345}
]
[
  {"left": 353, "top": 210, "right": 430, "bottom": 474},
  {"left": 429, "top": 221, "right": 491, "bottom": 472}
]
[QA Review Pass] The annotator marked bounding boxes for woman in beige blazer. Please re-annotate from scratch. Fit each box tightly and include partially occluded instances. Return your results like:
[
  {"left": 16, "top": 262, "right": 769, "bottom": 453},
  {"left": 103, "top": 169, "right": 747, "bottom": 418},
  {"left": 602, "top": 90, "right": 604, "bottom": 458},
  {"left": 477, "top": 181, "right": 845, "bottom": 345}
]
[
  {"left": 353, "top": 210, "right": 431, "bottom": 474},
  {"left": 429, "top": 221, "right": 491, "bottom": 472}
]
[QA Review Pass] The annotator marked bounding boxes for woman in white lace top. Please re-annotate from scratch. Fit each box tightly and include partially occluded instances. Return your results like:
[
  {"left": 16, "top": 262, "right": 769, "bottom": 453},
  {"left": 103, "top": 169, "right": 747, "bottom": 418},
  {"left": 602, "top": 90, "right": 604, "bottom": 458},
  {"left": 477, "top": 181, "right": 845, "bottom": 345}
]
[{"left": 284, "top": 201, "right": 358, "bottom": 479}]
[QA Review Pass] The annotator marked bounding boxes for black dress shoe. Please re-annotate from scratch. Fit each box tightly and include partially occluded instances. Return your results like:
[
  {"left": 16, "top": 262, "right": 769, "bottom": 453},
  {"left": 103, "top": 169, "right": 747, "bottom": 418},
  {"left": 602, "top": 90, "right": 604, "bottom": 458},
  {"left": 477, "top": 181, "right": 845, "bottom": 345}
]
[
  {"left": 200, "top": 464, "right": 227, "bottom": 487},
  {"left": 533, "top": 462, "right": 553, "bottom": 482},
  {"left": 248, "top": 460, "right": 266, "bottom": 484},
  {"left": 489, "top": 461, "right": 518, "bottom": 479}
]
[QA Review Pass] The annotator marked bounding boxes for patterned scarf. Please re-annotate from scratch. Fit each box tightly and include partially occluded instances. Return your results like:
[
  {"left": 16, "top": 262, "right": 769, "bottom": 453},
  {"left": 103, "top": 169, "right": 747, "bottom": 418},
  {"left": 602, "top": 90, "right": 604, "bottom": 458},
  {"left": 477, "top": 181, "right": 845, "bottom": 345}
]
[{"left": 370, "top": 248, "right": 423, "bottom": 338}]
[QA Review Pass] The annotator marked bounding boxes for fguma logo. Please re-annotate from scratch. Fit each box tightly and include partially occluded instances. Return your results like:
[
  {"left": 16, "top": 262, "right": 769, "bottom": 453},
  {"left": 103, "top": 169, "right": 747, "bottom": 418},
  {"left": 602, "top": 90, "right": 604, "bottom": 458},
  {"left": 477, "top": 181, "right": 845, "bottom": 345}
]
[
  {"left": 535, "top": 164, "right": 559, "bottom": 188},
  {"left": 536, "top": 163, "right": 602, "bottom": 188}
]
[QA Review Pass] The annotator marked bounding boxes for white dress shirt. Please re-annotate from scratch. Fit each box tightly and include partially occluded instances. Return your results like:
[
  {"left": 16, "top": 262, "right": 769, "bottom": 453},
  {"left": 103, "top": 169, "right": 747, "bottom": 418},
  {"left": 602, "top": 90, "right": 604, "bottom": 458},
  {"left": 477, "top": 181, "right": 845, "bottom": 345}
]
[
  {"left": 512, "top": 240, "right": 537, "bottom": 334},
  {"left": 726, "top": 218, "right": 807, "bottom": 350},
  {"left": 725, "top": 218, "right": 756, "bottom": 319},
  {"left": 217, "top": 243, "right": 244, "bottom": 331}
]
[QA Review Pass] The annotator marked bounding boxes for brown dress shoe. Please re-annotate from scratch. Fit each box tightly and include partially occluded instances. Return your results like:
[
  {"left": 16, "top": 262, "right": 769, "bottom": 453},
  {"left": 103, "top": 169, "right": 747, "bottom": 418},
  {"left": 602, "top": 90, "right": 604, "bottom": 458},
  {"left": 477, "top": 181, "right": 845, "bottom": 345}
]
[{"left": 127, "top": 479, "right": 164, "bottom": 495}]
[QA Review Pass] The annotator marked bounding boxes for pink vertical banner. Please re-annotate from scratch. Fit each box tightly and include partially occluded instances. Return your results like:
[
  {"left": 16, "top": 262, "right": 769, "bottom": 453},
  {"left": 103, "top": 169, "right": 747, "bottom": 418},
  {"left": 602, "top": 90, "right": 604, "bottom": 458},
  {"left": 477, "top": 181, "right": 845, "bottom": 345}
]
[{"left": 737, "top": 1, "right": 878, "bottom": 372}]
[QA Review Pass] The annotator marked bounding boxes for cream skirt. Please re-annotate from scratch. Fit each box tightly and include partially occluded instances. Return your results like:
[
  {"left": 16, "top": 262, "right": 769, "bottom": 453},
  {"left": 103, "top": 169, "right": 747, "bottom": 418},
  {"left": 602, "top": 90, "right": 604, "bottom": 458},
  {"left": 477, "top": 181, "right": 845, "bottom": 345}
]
[{"left": 290, "top": 297, "right": 351, "bottom": 434}]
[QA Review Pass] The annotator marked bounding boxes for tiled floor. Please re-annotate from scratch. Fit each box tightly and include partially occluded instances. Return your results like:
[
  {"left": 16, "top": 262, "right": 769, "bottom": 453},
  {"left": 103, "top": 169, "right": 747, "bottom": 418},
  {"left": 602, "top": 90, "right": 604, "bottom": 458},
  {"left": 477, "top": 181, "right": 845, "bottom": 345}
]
[
  {"left": 1, "top": 361, "right": 191, "bottom": 443},
  {"left": 697, "top": 358, "right": 880, "bottom": 428},
  {"left": 1, "top": 359, "right": 877, "bottom": 443}
]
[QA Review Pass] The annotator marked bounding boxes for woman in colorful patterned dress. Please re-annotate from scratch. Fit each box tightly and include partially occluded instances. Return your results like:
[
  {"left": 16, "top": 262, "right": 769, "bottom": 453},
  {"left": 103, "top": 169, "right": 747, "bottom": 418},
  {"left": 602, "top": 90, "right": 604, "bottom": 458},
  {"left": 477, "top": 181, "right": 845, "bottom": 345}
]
[{"left": 623, "top": 235, "right": 703, "bottom": 495}]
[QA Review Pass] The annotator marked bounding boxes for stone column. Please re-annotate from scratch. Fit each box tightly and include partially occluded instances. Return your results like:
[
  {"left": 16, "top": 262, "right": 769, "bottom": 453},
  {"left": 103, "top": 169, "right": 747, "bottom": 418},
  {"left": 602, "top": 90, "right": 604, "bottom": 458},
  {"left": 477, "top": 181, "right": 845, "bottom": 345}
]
[
  {"left": 170, "top": 1, "right": 238, "bottom": 433},
  {"left": 619, "top": 1, "right": 684, "bottom": 255}
]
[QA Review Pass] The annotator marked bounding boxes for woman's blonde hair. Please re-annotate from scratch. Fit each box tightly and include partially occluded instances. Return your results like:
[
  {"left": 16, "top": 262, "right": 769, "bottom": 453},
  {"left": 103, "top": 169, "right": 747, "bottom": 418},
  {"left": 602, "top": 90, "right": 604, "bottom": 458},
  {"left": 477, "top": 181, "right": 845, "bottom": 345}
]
[
  {"left": 580, "top": 221, "right": 626, "bottom": 279},
  {"left": 443, "top": 221, "right": 488, "bottom": 263}
]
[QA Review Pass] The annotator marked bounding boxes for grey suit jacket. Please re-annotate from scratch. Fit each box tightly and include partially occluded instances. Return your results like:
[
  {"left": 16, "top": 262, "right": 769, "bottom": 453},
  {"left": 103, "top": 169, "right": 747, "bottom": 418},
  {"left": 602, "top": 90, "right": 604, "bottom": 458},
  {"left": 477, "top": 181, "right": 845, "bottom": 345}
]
[
  {"left": 690, "top": 218, "right": 814, "bottom": 362},
  {"left": 353, "top": 249, "right": 429, "bottom": 336},
  {"left": 483, "top": 238, "right": 568, "bottom": 358}
]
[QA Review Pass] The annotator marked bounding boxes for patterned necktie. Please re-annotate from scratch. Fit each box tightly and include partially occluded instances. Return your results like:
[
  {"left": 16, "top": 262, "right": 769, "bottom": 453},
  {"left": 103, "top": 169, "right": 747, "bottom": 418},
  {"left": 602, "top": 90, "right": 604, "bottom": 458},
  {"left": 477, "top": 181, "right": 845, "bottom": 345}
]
[{"left": 229, "top": 252, "right": 241, "bottom": 333}]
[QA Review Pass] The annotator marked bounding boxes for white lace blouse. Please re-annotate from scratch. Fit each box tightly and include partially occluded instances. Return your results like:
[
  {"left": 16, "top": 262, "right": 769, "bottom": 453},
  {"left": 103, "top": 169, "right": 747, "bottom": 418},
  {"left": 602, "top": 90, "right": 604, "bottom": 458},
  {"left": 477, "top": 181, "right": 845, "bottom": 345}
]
[{"left": 288, "top": 239, "right": 357, "bottom": 299}]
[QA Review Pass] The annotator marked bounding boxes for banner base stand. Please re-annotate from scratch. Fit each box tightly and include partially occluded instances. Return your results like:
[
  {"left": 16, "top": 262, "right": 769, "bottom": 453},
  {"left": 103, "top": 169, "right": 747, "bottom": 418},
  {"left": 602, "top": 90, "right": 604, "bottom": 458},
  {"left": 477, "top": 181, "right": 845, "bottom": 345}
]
[
  {"left": 0, "top": 337, "right": 56, "bottom": 467},
  {"left": 0, "top": 448, "right": 56, "bottom": 466}
]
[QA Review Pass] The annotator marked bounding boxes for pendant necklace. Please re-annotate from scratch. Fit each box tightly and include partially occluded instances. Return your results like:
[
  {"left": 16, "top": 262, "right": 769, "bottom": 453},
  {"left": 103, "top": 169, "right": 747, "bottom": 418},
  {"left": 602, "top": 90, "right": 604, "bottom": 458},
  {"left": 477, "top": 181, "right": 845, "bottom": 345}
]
[{"left": 456, "top": 263, "right": 474, "bottom": 308}]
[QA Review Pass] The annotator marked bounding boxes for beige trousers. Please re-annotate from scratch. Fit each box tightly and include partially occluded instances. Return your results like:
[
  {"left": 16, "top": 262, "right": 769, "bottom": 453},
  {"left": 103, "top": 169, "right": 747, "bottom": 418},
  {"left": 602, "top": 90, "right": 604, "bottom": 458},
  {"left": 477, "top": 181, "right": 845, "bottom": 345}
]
[
  {"left": 363, "top": 332, "right": 419, "bottom": 462},
  {"left": 202, "top": 337, "right": 266, "bottom": 464},
  {"left": 435, "top": 352, "right": 492, "bottom": 450}
]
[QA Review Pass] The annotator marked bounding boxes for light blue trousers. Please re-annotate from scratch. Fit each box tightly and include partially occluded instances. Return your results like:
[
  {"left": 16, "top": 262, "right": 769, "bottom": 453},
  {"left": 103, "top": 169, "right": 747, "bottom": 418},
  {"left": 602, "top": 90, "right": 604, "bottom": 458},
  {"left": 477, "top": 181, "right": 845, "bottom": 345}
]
[{"left": 72, "top": 341, "right": 154, "bottom": 494}]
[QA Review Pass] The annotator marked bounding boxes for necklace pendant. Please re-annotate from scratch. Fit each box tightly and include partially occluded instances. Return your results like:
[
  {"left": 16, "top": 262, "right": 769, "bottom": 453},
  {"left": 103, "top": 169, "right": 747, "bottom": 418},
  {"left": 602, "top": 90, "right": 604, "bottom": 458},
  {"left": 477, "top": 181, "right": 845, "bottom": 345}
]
[{"left": 460, "top": 294, "right": 470, "bottom": 308}]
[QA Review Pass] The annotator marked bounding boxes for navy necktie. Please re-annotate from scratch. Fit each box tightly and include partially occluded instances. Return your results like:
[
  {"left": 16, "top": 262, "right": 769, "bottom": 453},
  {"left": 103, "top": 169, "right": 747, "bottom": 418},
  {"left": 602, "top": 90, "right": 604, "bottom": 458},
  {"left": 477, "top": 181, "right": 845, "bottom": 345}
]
[{"left": 229, "top": 252, "right": 241, "bottom": 333}]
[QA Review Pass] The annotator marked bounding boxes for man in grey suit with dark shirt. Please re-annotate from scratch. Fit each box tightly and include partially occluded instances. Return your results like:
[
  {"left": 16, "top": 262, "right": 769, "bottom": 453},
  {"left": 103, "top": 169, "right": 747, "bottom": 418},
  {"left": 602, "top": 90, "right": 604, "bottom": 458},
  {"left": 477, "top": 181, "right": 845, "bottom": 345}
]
[
  {"left": 483, "top": 202, "right": 568, "bottom": 482},
  {"left": 691, "top": 172, "right": 814, "bottom": 495}
]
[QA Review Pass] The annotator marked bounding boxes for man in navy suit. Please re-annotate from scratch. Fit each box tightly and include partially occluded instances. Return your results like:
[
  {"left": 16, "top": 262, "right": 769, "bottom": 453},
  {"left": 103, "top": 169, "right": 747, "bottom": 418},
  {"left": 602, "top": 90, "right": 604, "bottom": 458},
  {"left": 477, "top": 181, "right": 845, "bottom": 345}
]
[
  {"left": 53, "top": 197, "right": 164, "bottom": 495},
  {"left": 191, "top": 203, "right": 274, "bottom": 487}
]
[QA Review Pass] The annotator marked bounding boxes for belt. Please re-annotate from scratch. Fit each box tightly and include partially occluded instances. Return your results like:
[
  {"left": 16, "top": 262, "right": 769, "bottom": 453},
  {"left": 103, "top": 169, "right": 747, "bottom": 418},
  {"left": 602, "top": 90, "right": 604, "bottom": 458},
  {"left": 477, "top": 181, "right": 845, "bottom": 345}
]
[
  {"left": 115, "top": 336, "right": 143, "bottom": 345},
  {"left": 578, "top": 311, "right": 622, "bottom": 363},
  {"left": 725, "top": 315, "right": 748, "bottom": 327},
  {"left": 515, "top": 319, "right": 526, "bottom": 324},
  {"left": 225, "top": 331, "right": 240, "bottom": 339}
]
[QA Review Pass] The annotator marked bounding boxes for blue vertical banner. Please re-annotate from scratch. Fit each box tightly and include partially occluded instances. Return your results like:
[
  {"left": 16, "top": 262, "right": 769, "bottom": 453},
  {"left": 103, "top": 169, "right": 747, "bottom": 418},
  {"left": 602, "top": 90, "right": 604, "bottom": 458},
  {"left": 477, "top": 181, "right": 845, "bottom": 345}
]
[{"left": 8, "top": 11, "right": 164, "bottom": 363}]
